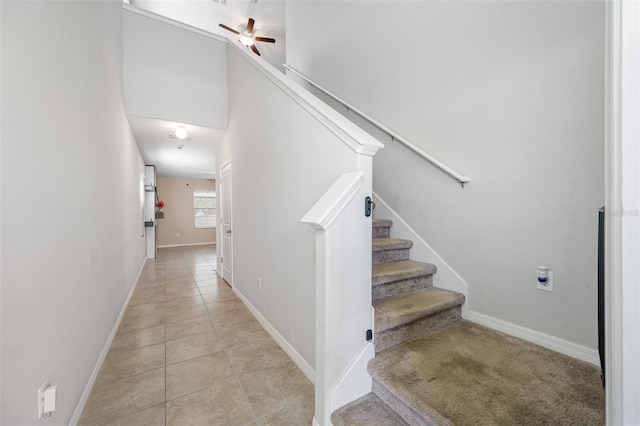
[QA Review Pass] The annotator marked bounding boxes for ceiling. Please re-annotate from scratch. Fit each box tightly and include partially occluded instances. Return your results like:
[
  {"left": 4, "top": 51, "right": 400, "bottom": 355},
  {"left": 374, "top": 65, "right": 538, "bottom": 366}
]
[
  {"left": 128, "top": 115, "right": 226, "bottom": 179},
  {"left": 123, "top": 1, "right": 286, "bottom": 182}
]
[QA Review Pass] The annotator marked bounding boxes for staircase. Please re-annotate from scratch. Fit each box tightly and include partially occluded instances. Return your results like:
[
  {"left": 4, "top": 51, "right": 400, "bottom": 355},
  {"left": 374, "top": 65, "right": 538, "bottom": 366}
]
[
  {"left": 370, "top": 219, "right": 465, "bottom": 353},
  {"left": 331, "top": 218, "right": 605, "bottom": 426},
  {"left": 333, "top": 218, "right": 465, "bottom": 425}
]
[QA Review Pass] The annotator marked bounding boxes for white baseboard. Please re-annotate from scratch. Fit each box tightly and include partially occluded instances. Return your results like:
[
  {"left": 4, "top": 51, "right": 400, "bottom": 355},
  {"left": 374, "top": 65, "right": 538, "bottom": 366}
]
[
  {"left": 372, "top": 192, "right": 469, "bottom": 317},
  {"left": 68, "top": 260, "right": 146, "bottom": 425},
  {"left": 467, "top": 311, "right": 600, "bottom": 366},
  {"left": 157, "top": 242, "right": 216, "bottom": 248},
  {"left": 233, "top": 287, "right": 315, "bottom": 383}
]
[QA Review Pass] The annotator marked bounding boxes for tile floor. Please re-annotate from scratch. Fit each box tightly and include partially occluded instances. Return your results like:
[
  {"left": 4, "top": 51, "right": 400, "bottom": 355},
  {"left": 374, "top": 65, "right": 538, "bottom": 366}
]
[{"left": 79, "top": 245, "right": 314, "bottom": 426}]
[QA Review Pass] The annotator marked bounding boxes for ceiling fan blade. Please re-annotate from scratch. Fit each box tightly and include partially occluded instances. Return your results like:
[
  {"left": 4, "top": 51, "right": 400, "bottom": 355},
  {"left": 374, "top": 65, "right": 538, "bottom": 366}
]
[
  {"left": 255, "top": 36, "right": 276, "bottom": 43},
  {"left": 246, "top": 18, "right": 255, "bottom": 34},
  {"left": 251, "top": 44, "right": 261, "bottom": 56},
  {"left": 219, "top": 23, "right": 239, "bottom": 35}
]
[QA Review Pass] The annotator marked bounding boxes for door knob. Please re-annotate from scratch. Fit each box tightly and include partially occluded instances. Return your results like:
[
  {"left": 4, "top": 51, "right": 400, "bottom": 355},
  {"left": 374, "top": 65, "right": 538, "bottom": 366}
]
[{"left": 226, "top": 230, "right": 231, "bottom": 234}]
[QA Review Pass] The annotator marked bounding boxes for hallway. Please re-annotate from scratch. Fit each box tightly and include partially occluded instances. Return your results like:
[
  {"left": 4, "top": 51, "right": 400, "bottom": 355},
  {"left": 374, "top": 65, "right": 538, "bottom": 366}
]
[{"left": 79, "top": 245, "right": 314, "bottom": 425}]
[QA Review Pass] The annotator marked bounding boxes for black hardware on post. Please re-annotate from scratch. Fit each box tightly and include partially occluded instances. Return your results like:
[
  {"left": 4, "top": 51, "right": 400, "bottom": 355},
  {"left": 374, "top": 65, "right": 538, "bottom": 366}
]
[
  {"left": 366, "top": 329, "right": 373, "bottom": 342},
  {"left": 365, "top": 197, "right": 373, "bottom": 217}
]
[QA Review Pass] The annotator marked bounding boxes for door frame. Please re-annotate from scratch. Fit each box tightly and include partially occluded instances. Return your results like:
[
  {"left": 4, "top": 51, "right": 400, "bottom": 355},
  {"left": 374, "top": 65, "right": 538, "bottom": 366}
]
[
  {"left": 605, "top": 2, "right": 640, "bottom": 424},
  {"left": 219, "top": 159, "right": 233, "bottom": 286}
]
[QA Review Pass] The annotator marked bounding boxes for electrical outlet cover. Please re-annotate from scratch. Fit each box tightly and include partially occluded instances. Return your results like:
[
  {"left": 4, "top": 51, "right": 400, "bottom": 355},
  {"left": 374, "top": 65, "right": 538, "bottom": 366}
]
[
  {"left": 537, "top": 271, "right": 554, "bottom": 292},
  {"left": 38, "top": 381, "right": 50, "bottom": 420}
]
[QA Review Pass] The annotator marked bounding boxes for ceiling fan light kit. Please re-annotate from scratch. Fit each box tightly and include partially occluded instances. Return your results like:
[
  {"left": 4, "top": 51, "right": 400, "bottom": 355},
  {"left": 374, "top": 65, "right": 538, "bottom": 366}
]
[{"left": 219, "top": 17, "right": 275, "bottom": 56}]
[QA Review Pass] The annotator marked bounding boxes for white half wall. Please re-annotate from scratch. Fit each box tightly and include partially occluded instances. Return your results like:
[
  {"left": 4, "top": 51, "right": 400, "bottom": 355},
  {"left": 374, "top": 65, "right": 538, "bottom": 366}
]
[
  {"left": 286, "top": 0, "right": 605, "bottom": 351},
  {"left": 1, "top": 2, "right": 147, "bottom": 423}
]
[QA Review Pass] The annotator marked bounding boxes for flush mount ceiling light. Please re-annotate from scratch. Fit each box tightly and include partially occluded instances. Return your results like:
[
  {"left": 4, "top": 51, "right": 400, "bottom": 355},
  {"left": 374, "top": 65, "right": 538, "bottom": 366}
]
[
  {"left": 169, "top": 127, "right": 191, "bottom": 140},
  {"left": 175, "top": 127, "right": 188, "bottom": 139},
  {"left": 219, "top": 18, "right": 275, "bottom": 56}
]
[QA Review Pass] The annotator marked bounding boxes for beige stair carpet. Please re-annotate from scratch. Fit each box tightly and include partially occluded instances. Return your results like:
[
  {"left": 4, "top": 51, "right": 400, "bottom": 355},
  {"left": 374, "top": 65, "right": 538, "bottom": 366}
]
[{"left": 369, "top": 320, "right": 605, "bottom": 426}]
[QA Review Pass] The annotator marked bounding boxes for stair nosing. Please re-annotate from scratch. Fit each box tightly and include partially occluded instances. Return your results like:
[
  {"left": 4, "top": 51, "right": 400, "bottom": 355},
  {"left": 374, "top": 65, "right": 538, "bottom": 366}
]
[
  {"left": 372, "top": 238, "right": 413, "bottom": 251},
  {"left": 372, "top": 260, "right": 437, "bottom": 286},
  {"left": 374, "top": 287, "right": 465, "bottom": 332}
]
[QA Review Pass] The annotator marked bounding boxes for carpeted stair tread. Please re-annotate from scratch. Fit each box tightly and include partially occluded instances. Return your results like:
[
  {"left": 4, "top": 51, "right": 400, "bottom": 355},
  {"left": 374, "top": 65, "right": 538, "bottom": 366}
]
[
  {"left": 331, "top": 393, "right": 408, "bottom": 426},
  {"left": 372, "top": 238, "right": 413, "bottom": 251},
  {"left": 373, "top": 218, "right": 393, "bottom": 228},
  {"left": 372, "top": 260, "right": 437, "bottom": 286},
  {"left": 374, "top": 287, "right": 464, "bottom": 333},
  {"left": 369, "top": 320, "right": 605, "bottom": 426}
]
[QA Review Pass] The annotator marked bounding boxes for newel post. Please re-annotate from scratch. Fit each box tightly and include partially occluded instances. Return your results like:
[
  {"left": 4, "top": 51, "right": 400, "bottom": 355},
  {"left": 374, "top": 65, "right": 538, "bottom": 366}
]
[{"left": 302, "top": 171, "right": 375, "bottom": 426}]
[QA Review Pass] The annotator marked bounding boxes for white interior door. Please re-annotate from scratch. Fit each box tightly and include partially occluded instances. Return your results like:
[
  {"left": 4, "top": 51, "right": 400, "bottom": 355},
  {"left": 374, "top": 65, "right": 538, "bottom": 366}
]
[{"left": 220, "top": 161, "right": 233, "bottom": 285}]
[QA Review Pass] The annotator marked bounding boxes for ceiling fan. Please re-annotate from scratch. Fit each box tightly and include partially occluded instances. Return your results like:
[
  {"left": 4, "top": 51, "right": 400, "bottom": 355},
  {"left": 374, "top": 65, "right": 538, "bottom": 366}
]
[{"left": 219, "top": 18, "right": 275, "bottom": 56}]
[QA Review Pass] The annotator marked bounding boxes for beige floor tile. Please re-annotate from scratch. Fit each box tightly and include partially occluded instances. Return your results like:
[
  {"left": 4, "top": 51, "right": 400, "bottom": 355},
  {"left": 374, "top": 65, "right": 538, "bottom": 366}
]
[
  {"left": 194, "top": 272, "right": 217, "bottom": 281},
  {"left": 110, "top": 325, "right": 165, "bottom": 352},
  {"left": 137, "top": 279, "right": 166, "bottom": 289},
  {"left": 129, "top": 288, "right": 166, "bottom": 307},
  {"left": 226, "top": 340, "right": 291, "bottom": 376},
  {"left": 165, "top": 295, "right": 205, "bottom": 311},
  {"left": 201, "top": 288, "right": 237, "bottom": 304},
  {"left": 124, "top": 301, "right": 165, "bottom": 319},
  {"left": 165, "top": 278, "right": 196, "bottom": 288},
  {"left": 132, "top": 285, "right": 165, "bottom": 297},
  {"left": 166, "top": 378, "right": 254, "bottom": 426},
  {"left": 253, "top": 395, "right": 314, "bottom": 426},
  {"left": 103, "top": 403, "right": 165, "bottom": 426},
  {"left": 197, "top": 285, "right": 218, "bottom": 295},
  {"left": 165, "top": 285, "right": 201, "bottom": 299},
  {"left": 211, "top": 306, "right": 256, "bottom": 331},
  {"left": 165, "top": 304, "right": 209, "bottom": 324},
  {"left": 238, "top": 362, "right": 313, "bottom": 418},
  {"left": 166, "top": 316, "right": 217, "bottom": 341},
  {"left": 79, "top": 368, "right": 165, "bottom": 425},
  {"left": 166, "top": 272, "right": 194, "bottom": 281},
  {"left": 195, "top": 278, "right": 219, "bottom": 287},
  {"left": 191, "top": 267, "right": 216, "bottom": 276},
  {"left": 166, "top": 353, "right": 236, "bottom": 401},
  {"left": 206, "top": 298, "right": 245, "bottom": 315},
  {"left": 216, "top": 318, "right": 271, "bottom": 348},
  {"left": 119, "top": 311, "right": 165, "bottom": 334},
  {"left": 97, "top": 343, "right": 166, "bottom": 385},
  {"left": 166, "top": 332, "right": 225, "bottom": 365}
]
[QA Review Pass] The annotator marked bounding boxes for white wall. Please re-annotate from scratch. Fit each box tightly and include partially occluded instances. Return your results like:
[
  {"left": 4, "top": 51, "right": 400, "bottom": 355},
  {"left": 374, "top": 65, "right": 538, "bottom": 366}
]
[
  {"left": 287, "top": 1, "right": 605, "bottom": 349},
  {"left": 130, "top": 0, "right": 286, "bottom": 73},
  {"left": 1, "top": 2, "right": 147, "bottom": 424},
  {"left": 217, "top": 46, "right": 375, "bottom": 369},
  {"left": 124, "top": 8, "right": 229, "bottom": 129}
]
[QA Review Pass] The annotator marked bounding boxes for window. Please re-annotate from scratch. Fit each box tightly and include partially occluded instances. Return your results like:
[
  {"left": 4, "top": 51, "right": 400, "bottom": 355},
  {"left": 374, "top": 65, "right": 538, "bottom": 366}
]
[{"left": 194, "top": 190, "right": 216, "bottom": 228}]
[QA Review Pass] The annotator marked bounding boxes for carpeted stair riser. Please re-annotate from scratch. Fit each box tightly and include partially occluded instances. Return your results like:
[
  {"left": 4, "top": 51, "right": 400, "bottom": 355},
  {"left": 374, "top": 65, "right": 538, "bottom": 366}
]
[
  {"left": 373, "top": 275, "right": 433, "bottom": 300},
  {"left": 331, "top": 393, "right": 409, "bottom": 426},
  {"left": 371, "top": 379, "right": 451, "bottom": 426},
  {"left": 372, "top": 260, "right": 437, "bottom": 300},
  {"left": 372, "top": 236, "right": 413, "bottom": 264},
  {"left": 374, "top": 305, "right": 462, "bottom": 353},
  {"left": 372, "top": 219, "right": 393, "bottom": 239},
  {"left": 373, "top": 226, "right": 391, "bottom": 239},
  {"left": 373, "top": 249, "right": 411, "bottom": 265}
]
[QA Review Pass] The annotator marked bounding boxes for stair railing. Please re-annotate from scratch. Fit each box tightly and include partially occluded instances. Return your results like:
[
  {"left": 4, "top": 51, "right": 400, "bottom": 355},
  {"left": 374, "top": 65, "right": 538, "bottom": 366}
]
[
  {"left": 302, "top": 171, "right": 376, "bottom": 426},
  {"left": 284, "top": 65, "right": 470, "bottom": 187}
]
